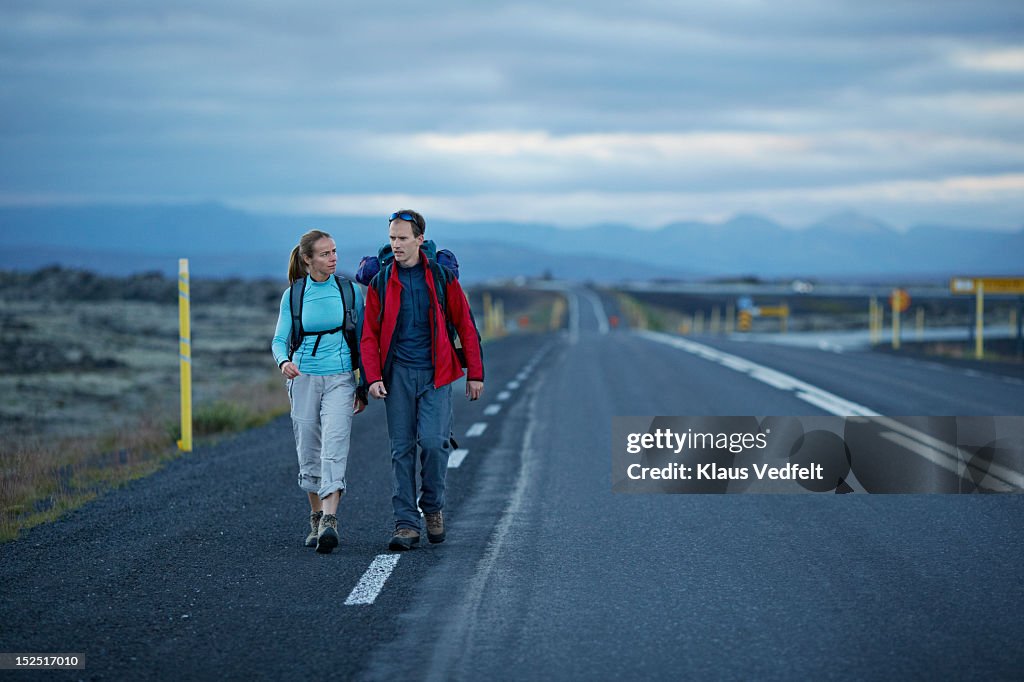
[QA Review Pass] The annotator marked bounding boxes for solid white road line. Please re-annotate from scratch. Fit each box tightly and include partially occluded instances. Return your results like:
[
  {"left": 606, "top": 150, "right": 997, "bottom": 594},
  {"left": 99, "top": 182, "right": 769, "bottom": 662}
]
[
  {"left": 636, "top": 330, "right": 879, "bottom": 417},
  {"left": 484, "top": 404, "right": 501, "bottom": 416},
  {"left": 344, "top": 555, "right": 401, "bottom": 606},
  {"left": 871, "top": 417, "right": 1024, "bottom": 490},
  {"left": 580, "top": 288, "right": 610, "bottom": 334},
  {"left": 568, "top": 290, "right": 580, "bottom": 344},
  {"left": 878, "top": 432, "right": 1013, "bottom": 492},
  {"left": 639, "top": 329, "right": 1024, "bottom": 491},
  {"left": 448, "top": 448, "right": 470, "bottom": 468},
  {"left": 466, "top": 422, "right": 488, "bottom": 437}
]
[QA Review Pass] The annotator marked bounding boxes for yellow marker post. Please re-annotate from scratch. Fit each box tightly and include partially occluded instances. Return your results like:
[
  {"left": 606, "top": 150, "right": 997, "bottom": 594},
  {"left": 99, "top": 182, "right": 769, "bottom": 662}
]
[
  {"left": 868, "top": 297, "right": 877, "bottom": 344},
  {"left": 725, "top": 303, "right": 735, "bottom": 334},
  {"left": 178, "top": 259, "right": 192, "bottom": 452},
  {"left": 975, "top": 281, "right": 985, "bottom": 359},
  {"left": 483, "top": 292, "right": 493, "bottom": 336}
]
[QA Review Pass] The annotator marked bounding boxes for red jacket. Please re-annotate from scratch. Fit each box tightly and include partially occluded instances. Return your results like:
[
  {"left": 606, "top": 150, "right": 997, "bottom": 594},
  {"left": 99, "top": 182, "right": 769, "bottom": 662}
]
[{"left": 360, "top": 250, "right": 484, "bottom": 389}]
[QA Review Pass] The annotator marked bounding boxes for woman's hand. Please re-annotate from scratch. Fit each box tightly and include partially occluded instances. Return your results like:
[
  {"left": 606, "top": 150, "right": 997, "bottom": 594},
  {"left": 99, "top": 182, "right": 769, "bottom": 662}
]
[
  {"left": 369, "top": 381, "right": 388, "bottom": 400},
  {"left": 280, "top": 361, "right": 300, "bottom": 379}
]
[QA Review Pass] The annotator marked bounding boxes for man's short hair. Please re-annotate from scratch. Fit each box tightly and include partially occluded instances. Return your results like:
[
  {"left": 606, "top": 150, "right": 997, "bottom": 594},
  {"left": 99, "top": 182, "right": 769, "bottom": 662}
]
[{"left": 390, "top": 209, "right": 426, "bottom": 237}]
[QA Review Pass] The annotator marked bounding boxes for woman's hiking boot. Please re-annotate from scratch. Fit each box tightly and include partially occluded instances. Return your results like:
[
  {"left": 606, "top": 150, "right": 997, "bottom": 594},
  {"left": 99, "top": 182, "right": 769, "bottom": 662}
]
[
  {"left": 316, "top": 514, "right": 339, "bottom": 554},
  {"left": 305, "top": 510, "right": 323, "bottom": 547}
]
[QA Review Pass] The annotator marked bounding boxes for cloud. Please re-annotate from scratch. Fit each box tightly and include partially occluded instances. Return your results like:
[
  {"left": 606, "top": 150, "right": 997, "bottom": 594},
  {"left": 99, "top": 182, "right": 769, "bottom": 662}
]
[
  {"left": 226, "top": 172, "right": 1024, "bottom": 230},
  {"left": 952, "top": 48, "right": 1024, "bottom": 73},
  {"left": 0, "top": 1, "right": 1022, "bottom": 231}
]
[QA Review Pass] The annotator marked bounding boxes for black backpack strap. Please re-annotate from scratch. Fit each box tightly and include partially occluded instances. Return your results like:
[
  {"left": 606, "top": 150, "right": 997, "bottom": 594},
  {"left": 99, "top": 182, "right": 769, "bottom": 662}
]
[
  {"left": 430, "top": 261, "right": 450, "bottom": 313},
  {"left": 431, "top": 262, "right": 480, "bottom": 369},
  {"left": 287, "top": 277, "right": 306, "bottom": 362},
  {"left": 373, "top": 264, "right": 391, "bottom": 324},
  {"left": 334, "top": 275, "right": 360, "bottom": 368}
]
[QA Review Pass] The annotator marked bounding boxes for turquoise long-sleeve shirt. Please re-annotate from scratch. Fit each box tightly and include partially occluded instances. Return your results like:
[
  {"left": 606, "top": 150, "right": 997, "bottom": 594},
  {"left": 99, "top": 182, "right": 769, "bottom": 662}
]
[{"left": 271, "top": 276, "right": 364, "bottom": 375}]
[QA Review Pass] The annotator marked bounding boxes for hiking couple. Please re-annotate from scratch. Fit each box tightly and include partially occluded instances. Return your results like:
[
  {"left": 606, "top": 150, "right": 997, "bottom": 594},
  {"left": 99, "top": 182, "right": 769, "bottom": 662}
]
[{"left": 270, "top": 210, "right": 485, "bottom": 554}]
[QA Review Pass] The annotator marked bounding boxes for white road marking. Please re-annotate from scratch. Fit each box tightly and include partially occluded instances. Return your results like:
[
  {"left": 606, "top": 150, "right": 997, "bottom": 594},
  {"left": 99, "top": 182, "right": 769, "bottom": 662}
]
[
  {"left": 466, "top": 422, "right": 488, "bottom": 437},
  {"left": 639, "top": 329, "right": 1024, "bottom": 491},
  {"left": 580, "top": 288, "right": 610, "bottom": 334},
  {"left": 870, "top": 417, "right": 1024, "bottom": 490},
  {"left": 448, "top": 448, "right": 470, "bottom": 468},
  {"left": 794, "top": 390, "right": 876, "bottom": 417},
  {"left": 636, "top": 330, "right": 878, "bottom": 417},
  {"left": 516, "top": 372, "right": 529, "bottom": 381},
  {"left": 497, "top": 391, "right": 511, "bottom": 401},
  {"left": 568, "top": 290, "right": 580, "bottom": 344},
  {"left": 344, "top": 555, "right": 401, "bottom": 606},
  {"left": 484, "top": 404, "right": 501, "bottom": 416},
  {"left": 507, "top": 381, "right": 520, "bottom": 389}
]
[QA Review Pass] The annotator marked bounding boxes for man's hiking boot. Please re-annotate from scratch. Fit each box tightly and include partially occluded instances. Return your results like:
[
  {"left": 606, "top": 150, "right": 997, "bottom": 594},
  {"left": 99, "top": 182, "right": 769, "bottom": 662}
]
[
  {"left": 316, "top": 514, "right": 339, "bottom": 554},
  {"left": 388, "top": 527, "right": 420, "bottom": 551},
  {"left": 424, "top": 510, "right": 445, "bottom": 543},
  {"left": 305, "top": 510, "right": 323, "bottom": 548}
]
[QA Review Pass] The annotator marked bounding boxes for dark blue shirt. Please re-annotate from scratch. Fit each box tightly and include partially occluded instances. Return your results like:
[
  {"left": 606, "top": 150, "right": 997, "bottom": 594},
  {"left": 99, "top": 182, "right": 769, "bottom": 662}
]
[{"left": 393, "top": 261, "right": 433, "bottom": 369}]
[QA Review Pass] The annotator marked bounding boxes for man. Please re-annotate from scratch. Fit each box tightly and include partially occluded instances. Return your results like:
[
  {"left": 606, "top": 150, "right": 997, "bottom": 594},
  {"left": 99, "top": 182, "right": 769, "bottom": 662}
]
[{"left": 361, "top": 209, "right": 485, "bottom": 550}]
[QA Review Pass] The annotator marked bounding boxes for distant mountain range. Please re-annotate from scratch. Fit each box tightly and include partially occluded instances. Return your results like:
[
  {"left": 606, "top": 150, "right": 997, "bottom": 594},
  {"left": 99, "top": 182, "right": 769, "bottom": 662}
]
[{"left": 0, "top": 203, "right": 1020, "bottom": 282}]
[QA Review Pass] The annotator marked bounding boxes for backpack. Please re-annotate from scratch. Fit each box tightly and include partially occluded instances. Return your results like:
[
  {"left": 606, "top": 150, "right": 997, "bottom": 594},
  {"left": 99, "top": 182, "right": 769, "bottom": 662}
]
[
  {"left": 287, "top": 275, "right": 359, "bottom": 368},
  {"left": 356, "top": 240, "right": 459, "bottom": 285},
  {"left": 359, "top": 241, "right": 478, "bottom": 368}
]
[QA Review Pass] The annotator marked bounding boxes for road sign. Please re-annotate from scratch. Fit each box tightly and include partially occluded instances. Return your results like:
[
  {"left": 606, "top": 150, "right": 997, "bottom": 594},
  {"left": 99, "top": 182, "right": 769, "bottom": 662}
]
[
  {"left": 758, "top": 305, "right": 789, "bottom": 317},
  {"left": 950, "top": 277, "right": 1024, "bottom": 295},
  {"left": 889, "top": 288, "right": 911, "bottom": 313}
]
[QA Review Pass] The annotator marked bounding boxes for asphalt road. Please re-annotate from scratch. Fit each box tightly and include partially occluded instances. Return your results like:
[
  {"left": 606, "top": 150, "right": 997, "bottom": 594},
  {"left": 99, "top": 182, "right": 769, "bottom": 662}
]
[{"left": 2, "top": 286, "right": 1022, "bottom": 680}]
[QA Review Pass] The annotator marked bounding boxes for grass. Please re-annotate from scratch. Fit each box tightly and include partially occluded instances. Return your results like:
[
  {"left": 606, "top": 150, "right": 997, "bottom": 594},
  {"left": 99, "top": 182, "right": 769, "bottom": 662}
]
[
  {"left": 0, "top": 377, "right": 289, "bottom": 544},
  {"left": 614, "top": 292, "right": 683, "bottom": 333}
]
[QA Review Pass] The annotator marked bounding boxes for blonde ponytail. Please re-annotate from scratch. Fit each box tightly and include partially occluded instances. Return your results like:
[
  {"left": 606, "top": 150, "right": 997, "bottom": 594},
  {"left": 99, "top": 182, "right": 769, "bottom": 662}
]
[{"left": 287, "top": 229, "right": 332, "bottom": 284}]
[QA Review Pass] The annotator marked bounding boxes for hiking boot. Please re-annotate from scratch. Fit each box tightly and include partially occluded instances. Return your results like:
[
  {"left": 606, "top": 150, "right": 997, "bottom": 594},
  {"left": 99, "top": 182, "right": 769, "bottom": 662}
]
[
  {"left": 388, "top": 526, "right": 420, "bottom": 551},
  {"left": 305, "top": 510, "right": 323, "bottom": 547},
  {"left": 316, "top": 514, "right": 339, "bottom": 554},
  {"left": 424, "top": 510, "right": 445, "bottom": 544}
]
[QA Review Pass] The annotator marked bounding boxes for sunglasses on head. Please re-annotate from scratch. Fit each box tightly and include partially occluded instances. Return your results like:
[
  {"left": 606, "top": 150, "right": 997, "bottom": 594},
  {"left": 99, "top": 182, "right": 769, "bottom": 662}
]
[{"left": 389, "top": 211, "right": 420, "bottom": 228}]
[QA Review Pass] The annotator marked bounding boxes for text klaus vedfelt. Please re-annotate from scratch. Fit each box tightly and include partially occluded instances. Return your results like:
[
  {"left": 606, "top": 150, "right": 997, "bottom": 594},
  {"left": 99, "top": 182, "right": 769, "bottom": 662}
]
[{"left": 623, "top": 428, "right": 823, "bottom": 481}]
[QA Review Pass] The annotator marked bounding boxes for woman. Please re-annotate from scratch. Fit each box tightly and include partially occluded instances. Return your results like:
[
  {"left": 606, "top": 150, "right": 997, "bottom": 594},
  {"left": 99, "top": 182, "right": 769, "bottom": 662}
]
[{"left": 271, "top": 229, "right": 367, "bottom": 554}]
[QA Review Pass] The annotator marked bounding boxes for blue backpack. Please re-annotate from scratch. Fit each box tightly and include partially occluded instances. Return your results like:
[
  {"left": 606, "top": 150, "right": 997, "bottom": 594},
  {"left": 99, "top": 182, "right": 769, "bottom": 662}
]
[
  {"left": 356, "top": 241, "right": 478, "bottom": 368},
  {"left": 355, "top": 240, "right": 459, "bottom": 285}
]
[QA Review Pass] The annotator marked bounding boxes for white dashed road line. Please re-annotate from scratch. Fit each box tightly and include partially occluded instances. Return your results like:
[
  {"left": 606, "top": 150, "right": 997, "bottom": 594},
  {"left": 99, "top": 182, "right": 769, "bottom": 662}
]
[
  {"left": 448, "top": 448, "right": 470, "bottom": 468},
  {"left": 497, "top": 391, "right": 511, "bottom": 401},
  {"left": 484, "top": 404, "right": 501, "bottom": 416},
  {"left": 466, "top": 422, "right": 488, "bottom": 437},
  {"left": 344, "top": 554, "right": 401, "bottom": 606}
]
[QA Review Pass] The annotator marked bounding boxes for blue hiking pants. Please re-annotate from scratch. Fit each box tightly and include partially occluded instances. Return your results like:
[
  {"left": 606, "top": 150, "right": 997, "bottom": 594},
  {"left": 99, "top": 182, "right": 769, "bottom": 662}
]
[{"left": 384, "top": 363, "right": 453, "bottom": 530}]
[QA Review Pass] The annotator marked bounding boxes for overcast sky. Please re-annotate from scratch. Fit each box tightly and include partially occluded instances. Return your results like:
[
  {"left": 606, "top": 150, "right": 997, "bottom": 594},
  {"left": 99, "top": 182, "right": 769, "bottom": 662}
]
[{"left": 1, "top": 0, "right": 1022, "bottom": 230}]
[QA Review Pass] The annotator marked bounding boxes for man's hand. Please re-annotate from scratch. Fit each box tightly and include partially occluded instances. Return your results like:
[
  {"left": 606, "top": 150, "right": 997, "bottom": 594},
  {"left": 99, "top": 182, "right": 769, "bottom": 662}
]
[
  {"left": 281, "top": 361, "right": 300, "bottom": 379},
  {"left": 353, "top": 393, "right": 367, "bottom": 414},
  {"left": 369, "top": 381, "right": 388, "bottom": 400},
  {"left": 466, "top": 380, "right": 483, "bottom": 401}
]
